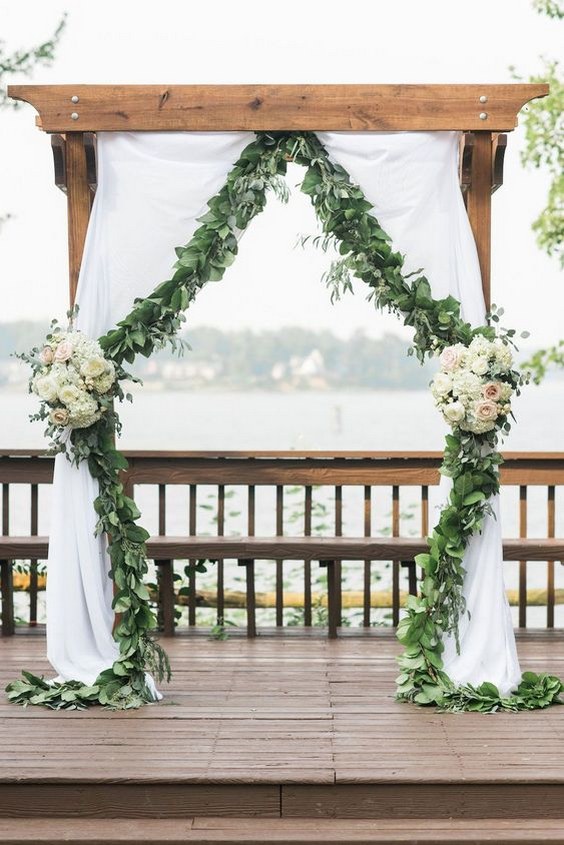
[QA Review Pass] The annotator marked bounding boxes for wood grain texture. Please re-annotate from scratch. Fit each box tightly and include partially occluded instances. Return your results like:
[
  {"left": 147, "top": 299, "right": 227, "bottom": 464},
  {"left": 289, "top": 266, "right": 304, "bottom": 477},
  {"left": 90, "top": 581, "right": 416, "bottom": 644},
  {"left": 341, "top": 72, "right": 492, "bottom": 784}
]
[
  {"left": 3, "top": 816, "right": 564, "bottom": 843},
  {"left": 1, "top": 634, "right": 564, "bottom": 825},
  {"left": 466, "top": 131, "right": 493, "bottom": 309},
  {"left": 1, "top": 535, "right": 564, "bottom": 562},
  {"left": 7, "top": 84, "right": 548, "bottom": 132},
  {"left": 4, "top": 452, "right": 564, "bottom": 486},
  {"left": 65, "top": 133, "right": 92, "bottom": 306}
]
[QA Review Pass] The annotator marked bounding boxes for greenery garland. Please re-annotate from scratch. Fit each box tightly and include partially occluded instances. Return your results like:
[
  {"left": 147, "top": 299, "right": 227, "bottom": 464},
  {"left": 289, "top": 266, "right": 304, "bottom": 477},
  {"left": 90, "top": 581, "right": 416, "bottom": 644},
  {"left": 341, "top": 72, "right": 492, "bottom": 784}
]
[{"left": 6, "top": 131, "right": 563, "bottom": 713}]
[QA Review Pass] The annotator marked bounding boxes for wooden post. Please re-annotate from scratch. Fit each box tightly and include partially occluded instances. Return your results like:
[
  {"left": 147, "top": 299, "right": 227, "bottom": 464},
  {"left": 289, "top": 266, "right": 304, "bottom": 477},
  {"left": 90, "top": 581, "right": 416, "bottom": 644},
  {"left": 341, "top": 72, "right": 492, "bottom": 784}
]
[
  {"left": 65, "top": 132, "right": 91, "bottom": 307},
  {"left": 466, "top": 131, "right": 493, "bottom": 310}
]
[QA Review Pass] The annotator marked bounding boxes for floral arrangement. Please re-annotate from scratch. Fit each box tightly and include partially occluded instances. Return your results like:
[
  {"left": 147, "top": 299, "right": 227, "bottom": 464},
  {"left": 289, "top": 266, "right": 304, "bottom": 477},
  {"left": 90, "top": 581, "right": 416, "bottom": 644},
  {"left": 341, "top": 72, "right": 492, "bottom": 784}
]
[
  {"left": 25, "top": 324, "right": 116, "bottom": 440},
  {"left": 430, "top": 336, "right": 517, "bottom": 435}
]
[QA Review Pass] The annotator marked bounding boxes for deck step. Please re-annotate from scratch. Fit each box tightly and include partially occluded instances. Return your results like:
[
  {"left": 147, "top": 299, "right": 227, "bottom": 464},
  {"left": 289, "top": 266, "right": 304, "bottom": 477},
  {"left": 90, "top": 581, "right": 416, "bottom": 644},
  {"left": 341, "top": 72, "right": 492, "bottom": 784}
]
[{"left": 0, "top": 818, "right": 563, "bottom": 844}]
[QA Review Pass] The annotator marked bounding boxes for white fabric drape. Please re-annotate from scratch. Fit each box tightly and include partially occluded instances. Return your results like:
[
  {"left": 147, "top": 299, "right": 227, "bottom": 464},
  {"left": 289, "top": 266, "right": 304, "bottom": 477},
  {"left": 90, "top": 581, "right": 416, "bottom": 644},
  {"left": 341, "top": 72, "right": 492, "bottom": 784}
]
[
  {"left": 319, "top": 131, "right": 520, "bottom": 694},
  {"left": 47, "top": 132, "right": 254, "bottom": 687},
  {"left": 46, "top": 129, "right": 520, "bottom": 697}
]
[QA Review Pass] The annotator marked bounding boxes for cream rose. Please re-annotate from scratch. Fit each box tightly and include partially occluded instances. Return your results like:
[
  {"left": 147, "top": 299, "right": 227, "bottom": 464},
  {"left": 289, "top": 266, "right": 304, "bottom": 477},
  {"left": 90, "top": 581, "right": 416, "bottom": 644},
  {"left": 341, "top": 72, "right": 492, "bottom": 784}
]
[
  {"left": 470, "top": 356, "right": 489, "bottom": 376},
  {"left": 475, "top": 400, "right": 499, "bottom": 421},
  {"left": 49, "top": 407, "right": 69, "bottom": 426},
  {"left": 439, "top": 346, "right": 460, "bottom": 371},
  {"left": 39, "top": 346, "right": 54, "bottom": 365},
  {"left": 81, "top": 357, "right": 107, "bottom": 379},
  {"left": 432, "top": 372, "right": 452, "bottom": 396},
  {"left": 482, "top": 382, "right": 502, "bottom": 401},
  {"left": 443, "top": 401, "right": 465, "bottom": 423},
  {"left": 34, "top": 375, "right": 58, "bottom": 402},
  {"left": 54, "top": 340, "right": 73, "bottom": 362},
  {"left": 58, "top": 384, "right": 81, "bottom": 406}
]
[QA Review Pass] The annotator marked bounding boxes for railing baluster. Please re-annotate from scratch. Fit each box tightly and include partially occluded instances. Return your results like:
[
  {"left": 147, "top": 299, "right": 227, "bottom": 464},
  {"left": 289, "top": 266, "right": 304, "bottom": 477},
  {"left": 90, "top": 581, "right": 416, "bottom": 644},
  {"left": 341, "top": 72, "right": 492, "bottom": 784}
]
[
  {"left": 335, "top": 485, "right": 342, "bottom": 632},
  {"left": 363, "top": 485, "right": 371, "bottom": 627},
  {"left": 158, "top": 484, "right": 166, "bottom": 535},
  {"left": 547, "top": 486, "right": 555, "bottom": 629},
  {"left": 1, "top": 483, "right": 14, "bottom": 636},
  {"left": 156, "top": 560, "right": 175, "bottom": 636},
  {"left": 217, "top": 484, "right": 225, "bottom": 623},
  {"left": 248, "top": 485, "right": 256, "bottom": 636},
  {"left": 239, "top": 559, "right": 256, "bottom": 638},
  {"left": 304, "top": 486, "right": 312, "bottom": 627},
  {"left": 188, "top": 483, "right": 197, "bottom": 627},
  {"left": 0, "top": 560, "right": 14, "bottom": 636},
  {"left": 275, "top": 485, "right": 283, "bottom": 627},
  {"left": 392, "top": 485, "right": 400, "bottom": 626},
  {"left": 519, "top": 485, "right": 527, "bottom": 628},
  {"left": 29, "top": 484, "right": 38, "bottom": 627},
  {"left": 155, "top": 484, "right": 174, "bottom": 635},
  {"left": 2, "top": 482, "right": 9, "bottom": 534}
]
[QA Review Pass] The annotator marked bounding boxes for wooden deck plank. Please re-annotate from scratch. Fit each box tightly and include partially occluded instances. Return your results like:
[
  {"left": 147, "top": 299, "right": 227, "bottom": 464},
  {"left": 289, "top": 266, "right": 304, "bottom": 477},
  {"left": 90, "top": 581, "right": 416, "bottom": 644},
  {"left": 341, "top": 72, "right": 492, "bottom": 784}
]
[
  {"left": 2, "top": 816, "right": 564, "bottom": 844},
  {"left": 1, "top": 634, "right": 564, "bottom": 821}
]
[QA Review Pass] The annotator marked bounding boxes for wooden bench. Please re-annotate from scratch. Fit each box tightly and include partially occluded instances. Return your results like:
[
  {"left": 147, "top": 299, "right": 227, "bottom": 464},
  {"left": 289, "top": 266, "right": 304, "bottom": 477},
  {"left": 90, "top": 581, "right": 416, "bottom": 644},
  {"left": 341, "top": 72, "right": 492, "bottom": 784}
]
[{"left": 2, "top": 536, "right": 564, "bottom": 638}]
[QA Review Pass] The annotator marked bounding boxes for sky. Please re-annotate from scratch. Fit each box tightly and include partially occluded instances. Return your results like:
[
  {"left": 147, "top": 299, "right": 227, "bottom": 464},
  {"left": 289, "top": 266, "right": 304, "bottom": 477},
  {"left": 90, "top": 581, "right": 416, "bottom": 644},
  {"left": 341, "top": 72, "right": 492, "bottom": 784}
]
[{"left": 0, "top": 0, "right": 562, "bottom": 344}]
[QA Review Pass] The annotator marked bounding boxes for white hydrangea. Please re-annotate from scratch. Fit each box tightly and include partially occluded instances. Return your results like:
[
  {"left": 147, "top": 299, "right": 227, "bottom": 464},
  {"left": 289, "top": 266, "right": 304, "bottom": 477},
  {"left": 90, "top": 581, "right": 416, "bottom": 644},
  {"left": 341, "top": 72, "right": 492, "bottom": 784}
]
[
  {"left": 451, "top": 370, "right": 482, "bottom": 400},
  {"left": 493, "top": 340, "right": 513, "bottom": 372},
  {"left": 503, "top": 384, "right": 513, "bottom": 401},
  {"left": 468, "top": 335, "right": 491, "bottom": 355},
  {"left": 67, "top": 393, "right": 101, "bottom": 429}
]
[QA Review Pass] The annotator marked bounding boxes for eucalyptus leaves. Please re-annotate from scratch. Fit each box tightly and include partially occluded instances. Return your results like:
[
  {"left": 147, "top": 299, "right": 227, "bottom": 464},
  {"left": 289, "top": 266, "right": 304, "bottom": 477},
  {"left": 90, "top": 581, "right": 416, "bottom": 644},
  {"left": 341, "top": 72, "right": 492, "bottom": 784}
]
[{"left": 6, "top": 130, "right": 563, "bottom": 712}]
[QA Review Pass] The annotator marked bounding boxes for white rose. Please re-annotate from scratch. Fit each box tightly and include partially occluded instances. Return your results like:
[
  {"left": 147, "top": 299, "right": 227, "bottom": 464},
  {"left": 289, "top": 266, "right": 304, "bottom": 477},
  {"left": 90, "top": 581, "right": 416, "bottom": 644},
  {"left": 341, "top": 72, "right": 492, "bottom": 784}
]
[
  {"left": 443, "top": 401, "right": 465, "bottom": 423},
  {"left": 34, "top": 375, "right": 58, "bottom": 402},
  {"left": 470, "top": 356, "right": 489, "bottom": 376},
  {"left": 58, "top": 384, "right": 81, "bottom": 406},
  {"left": 93, "top": 371, "right": 114, "bottom": 395},
  {"left": 432, "top": 372, "right": 452, "bottom": 396},
  {"left": 81, "top": 357, "right": 107, "bottom": 379}
]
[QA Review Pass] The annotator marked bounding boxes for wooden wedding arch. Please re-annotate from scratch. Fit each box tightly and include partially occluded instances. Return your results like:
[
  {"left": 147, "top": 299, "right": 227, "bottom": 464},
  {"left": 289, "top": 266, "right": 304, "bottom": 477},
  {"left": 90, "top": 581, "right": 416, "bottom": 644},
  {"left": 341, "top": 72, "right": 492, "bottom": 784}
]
[
  {"left": 4, "top": 82, "right": 557, "bottom": 638},
  {"left": 8, "top": 83, "right": 548, "bottom": 314}
]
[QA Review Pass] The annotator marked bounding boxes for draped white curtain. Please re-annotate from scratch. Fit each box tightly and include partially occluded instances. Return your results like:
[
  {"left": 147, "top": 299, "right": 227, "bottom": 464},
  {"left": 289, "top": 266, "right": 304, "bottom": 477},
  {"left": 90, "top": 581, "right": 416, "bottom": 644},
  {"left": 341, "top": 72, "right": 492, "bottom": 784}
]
[{"left": 46, "top": 130, "right": 520, "bottom": 696}]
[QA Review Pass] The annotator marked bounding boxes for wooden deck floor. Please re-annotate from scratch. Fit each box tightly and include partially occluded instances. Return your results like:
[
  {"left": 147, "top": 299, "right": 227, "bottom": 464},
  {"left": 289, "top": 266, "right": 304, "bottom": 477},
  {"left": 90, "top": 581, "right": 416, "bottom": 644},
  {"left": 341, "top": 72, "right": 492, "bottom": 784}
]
[{"left": 1, "top": 631, "right": 564, "bottom": 822}]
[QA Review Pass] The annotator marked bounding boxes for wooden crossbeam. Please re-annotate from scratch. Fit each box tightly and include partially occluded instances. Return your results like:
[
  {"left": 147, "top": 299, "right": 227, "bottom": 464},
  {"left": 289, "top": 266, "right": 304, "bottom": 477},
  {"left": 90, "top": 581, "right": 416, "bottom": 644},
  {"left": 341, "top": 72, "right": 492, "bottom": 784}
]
[
  {"left": 8, "top": 84, "right": 547, "bottom": 133},
  {"left": 1, "top": 535, "right": 563, "bottom": 562}
]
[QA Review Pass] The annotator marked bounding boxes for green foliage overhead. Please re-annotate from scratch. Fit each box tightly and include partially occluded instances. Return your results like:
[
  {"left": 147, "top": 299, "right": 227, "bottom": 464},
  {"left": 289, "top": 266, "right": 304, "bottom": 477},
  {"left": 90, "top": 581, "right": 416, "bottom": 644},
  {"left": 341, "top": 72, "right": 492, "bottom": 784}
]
[
  {"left": 0, "top": 15, "right": 67, "bottom": 108},
  {"left": 520, "top": 1, "right": 563, "bottom": 381}
]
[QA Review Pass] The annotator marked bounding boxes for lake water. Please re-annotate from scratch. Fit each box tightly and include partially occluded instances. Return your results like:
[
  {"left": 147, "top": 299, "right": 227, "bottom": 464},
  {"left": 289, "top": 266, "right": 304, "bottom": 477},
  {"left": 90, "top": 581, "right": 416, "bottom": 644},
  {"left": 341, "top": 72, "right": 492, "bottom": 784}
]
[
  {"left": 1, "top": 382, "right": 563, "bottom": 451},
  {"left": 2, "top": 384, "right": 563, "bottom": 628}
]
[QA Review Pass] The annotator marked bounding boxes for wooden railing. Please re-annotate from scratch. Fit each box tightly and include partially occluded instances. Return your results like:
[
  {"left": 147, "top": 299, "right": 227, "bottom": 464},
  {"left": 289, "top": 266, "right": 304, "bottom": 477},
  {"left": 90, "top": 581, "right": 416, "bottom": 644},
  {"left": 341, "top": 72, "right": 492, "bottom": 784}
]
[{"left": 1, "top": 450, "right": 564, "bottom": 636}]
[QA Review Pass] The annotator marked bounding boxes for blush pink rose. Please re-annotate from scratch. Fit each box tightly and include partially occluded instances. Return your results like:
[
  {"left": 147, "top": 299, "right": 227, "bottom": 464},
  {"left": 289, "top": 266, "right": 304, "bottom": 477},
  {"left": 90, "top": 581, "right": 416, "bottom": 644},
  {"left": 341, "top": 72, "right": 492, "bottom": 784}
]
[
  {"left": 475, "top": 400, "right": 498, "bottom": 421},
  {"left": 482, "top": 382, "right": 502, "bottom": 401},
  {"left": 439, "top": 346, "right": 459, "bottom": 371},
  {"left": 39, "top": 346, "right": 54, "bottom": 365},
  {"left": 53, "top": 340, "right": 73, "bottom": 362}
]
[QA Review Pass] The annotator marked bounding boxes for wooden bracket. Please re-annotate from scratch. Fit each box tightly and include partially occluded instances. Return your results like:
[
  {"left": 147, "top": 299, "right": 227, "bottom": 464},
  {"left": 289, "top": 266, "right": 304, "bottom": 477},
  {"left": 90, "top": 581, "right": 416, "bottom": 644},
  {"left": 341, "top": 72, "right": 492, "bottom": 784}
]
[{"left": 460, "top": 132, "right": 507, "bottom": 197}]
